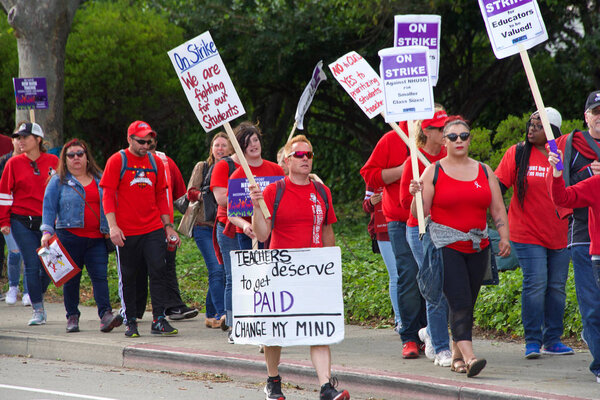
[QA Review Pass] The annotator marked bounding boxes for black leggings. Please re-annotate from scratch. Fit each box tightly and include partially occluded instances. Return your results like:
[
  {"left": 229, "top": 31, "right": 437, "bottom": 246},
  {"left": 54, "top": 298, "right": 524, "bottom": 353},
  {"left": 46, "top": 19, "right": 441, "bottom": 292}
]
[{"left": 442, "top": 246, "right": 490, "bottom": 342}]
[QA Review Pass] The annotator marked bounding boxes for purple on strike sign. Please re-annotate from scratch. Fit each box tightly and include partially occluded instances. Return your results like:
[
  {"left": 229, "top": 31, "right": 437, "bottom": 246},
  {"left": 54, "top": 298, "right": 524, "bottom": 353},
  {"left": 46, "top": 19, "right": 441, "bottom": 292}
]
[
  {"left": 13, "top": 77, "right": 48, "bottom": 110},
  {"left": 381, "top": 52, "right": 429, "bottom": 78},
  {"left": 481, "top": 0, "right": 532, "bottom": 17}
]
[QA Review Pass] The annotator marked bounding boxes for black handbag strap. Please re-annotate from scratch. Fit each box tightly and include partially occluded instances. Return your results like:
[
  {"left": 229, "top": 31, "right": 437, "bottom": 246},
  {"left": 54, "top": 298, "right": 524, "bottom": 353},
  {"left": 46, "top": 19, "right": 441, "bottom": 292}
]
[{"left": 69, "top": 180, "right": 102, "bottom": 226}]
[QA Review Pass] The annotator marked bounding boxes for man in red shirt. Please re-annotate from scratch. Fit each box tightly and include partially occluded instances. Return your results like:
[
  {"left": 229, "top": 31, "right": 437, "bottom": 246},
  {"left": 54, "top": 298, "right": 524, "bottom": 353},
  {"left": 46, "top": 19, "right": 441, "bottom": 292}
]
[
  {"left": 100, "top": 121, "right": 180, "bottom": 337},
  {"left": 360, "top": 125, "right": 426, "bottom": 358},
  {"left": 250, "top": 135, "right": 349, "bottom": 400}
]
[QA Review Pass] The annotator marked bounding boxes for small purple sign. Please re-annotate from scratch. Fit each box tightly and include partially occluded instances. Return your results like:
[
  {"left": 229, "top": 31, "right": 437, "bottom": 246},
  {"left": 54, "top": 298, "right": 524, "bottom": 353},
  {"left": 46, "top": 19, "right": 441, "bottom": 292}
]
[
  {"left": 381, "top": 52, "right": 428, "bottom": 78},
  {"left": 228, "top": 176, "right": 285, "bottom": 217},
  {"left": 482, "top": 0, "right": 532, "bottom": 17},
  {"left": 13, "top": 77, "right": 48, "bottom": 110},
  {"left": 395, "top": 23, "right": 439, "bottom": 49}
]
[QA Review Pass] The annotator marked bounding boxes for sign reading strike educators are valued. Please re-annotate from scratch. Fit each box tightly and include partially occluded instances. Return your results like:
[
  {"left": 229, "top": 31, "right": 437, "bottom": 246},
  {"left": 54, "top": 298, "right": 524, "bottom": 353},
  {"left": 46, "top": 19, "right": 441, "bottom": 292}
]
[
  {"left": 394, "top": 15, "right": 441, "bottom": 86},
  {"left": 328, "top": 52, "right": 384, "bottom": 119},
  {"left": 378, "top": 46, "right": 434, "bottom": 122},
  {"left": 227, "top": 176, "right": 285, "bottom": 217},
  {"left": 13, "top": 77, "right": 48, "bottom": 110},
  {"left": 478, "top": 0, "right": 548, "bottom": 59},
  {"left": 168, "top": 31, "right": 245, "bottom": 132},
  {"left": 231, "top": 247, "right": 344, "bottom": 347}
]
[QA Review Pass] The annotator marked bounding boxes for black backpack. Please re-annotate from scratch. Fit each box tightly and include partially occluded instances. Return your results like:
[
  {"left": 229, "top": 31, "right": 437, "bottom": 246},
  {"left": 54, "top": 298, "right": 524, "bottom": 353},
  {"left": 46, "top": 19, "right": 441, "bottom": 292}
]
[{"left": 201, "top": 156, "right": 235, "bottom": 222}]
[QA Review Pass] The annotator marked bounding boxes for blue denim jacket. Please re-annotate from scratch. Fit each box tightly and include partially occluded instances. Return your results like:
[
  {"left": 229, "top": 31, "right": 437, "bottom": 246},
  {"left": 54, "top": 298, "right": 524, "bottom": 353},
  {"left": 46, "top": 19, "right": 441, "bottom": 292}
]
[
  {"left": 41, "top": 173, "right": 109, "bottom": 235},
  {"left": 417, "top": 228, "right": 445, "bottom": 304}
]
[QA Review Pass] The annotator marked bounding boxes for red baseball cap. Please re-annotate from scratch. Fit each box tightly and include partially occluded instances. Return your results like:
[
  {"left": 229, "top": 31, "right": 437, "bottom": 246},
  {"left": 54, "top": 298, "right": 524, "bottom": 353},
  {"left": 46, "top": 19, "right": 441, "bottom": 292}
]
[
  {"left": 127, "top": 120, "right": 156, "bottom": 138},
  {"left": 421, "top": 111, "right": 448, "bottom": 130}
]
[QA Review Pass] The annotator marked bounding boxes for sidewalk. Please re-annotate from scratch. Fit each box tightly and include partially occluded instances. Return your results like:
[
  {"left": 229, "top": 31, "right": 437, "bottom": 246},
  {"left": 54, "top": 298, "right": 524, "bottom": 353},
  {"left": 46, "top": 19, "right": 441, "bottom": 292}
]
[{"left": 0, "top": 301, "right": 596, "bottom": 400}]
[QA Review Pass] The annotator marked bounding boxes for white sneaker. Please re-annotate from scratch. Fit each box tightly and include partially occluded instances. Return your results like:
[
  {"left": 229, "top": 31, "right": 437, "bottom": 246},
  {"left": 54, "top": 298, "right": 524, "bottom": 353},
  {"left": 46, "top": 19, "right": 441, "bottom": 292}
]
[
  {"left": 434, "top": 349, "right": 452, "bottom": 367},
  {"left": 418, "top": 327, "right": 435, "bottom": 360},
  {"left": 22, "top": 293, "right": 31, "bottom": 306},
  {"left": 5, "top": 286, "right": 18, "bottom": 305},
  {"left": 28, "top": 309, "right": 47, "bottom": 325}
]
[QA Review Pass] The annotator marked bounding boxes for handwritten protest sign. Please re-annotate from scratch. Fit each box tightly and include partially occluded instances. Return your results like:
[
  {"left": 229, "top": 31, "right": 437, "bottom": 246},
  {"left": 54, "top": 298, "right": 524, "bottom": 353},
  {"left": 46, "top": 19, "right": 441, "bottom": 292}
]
[
  {"left": 13, "top": 78, "right": 48, "bottom": 110},
  {"left": 478, "top": 0, "right": 547, "bottom": 59},
  {"left": 167, "top": 31, "right": 245, "bottom": 132},
  {"left": 231, "top": 247, "right": 344, "bottom": 346},
  {"left": 228, "top": 176, "right": 285, "bottom": 217},
  {"left": 37, "top": 235, "right": 81, "bottom": 287},
  {"left": 328, "top": 52, "right": 384, "bottom": 119},
  {"left": 394, "top": 15, "right": 441, "bottom": 86}
]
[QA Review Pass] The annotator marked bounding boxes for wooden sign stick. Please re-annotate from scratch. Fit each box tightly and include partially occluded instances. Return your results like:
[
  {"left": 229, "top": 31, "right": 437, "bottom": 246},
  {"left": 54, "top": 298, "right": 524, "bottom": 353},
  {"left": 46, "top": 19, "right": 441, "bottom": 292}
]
[
  {"left": 287, "top": 121, "right": 298, "bottom": 143},
  {"left": 29, "top": 109, "right": 35, "bottom": 123},
  {"left": 223, "top": 121, "right": 271, "bottom": 218},
  {"left": 408, "top": 120, "right": 426, "bottom": 234},
  {"left": 384, "top": 115, "right": 430, "bottom": 167}
]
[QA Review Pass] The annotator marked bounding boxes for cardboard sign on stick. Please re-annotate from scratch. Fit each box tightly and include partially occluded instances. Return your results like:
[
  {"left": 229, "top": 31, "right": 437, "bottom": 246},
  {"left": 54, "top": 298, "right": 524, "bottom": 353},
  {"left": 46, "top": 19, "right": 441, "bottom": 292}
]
[
  {"left": 478, "top": 0, "right": 547, "bottom": 59},
  {"left": 394, "top": 15, "right": 441, "bottom": 86},
  {"left": 168, "top": 31, "right": 245, "bottom": 132},
  {"left": 231, "top": 247, "right": 345, "bottom": 347},
  {"left": 290, "top": 60, "right": 327, "bottom": 141}
]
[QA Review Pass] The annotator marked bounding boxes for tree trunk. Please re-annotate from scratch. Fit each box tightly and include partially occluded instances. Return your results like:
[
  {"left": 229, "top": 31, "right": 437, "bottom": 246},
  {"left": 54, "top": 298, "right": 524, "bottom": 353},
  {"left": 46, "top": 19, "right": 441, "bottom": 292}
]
[{"left": 1, "top": 0, "right": 80, "bottom": 148}]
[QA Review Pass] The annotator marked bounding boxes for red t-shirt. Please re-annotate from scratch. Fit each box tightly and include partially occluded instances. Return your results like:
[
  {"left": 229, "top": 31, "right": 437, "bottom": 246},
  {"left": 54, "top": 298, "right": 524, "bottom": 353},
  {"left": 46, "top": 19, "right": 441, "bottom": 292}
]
[
  {"left": 100, "top": 149, "right": 168, "bottom": 236},
  {"left": 431, "top": 163, "right": 491, "bottom": 253},
  {"left": 360, "top": 125, "right": 410, "bottom": 222},
  {"left": 495, "top": 144, "right": 568, "bottom": 249},
  {"left": 399, "top": 147, "right": 447, "bottom": 227},
  {"left": 0, "top": 152, "right": 59, "bottom": 226},
  {"left": 263, "top": 176, "right": 337, "bottom": 249},
  {"left": 363, "top": 186, "right": 389, "bottom": 241},
  {"left": 227, "top": 160, "right": 285, "bottom": 233},
  {"left": 67, "top": 180, "right": 103, "bottom": 238},
  {"left": 154, "top": 152, "right": 186, "bottom": 223},
  {"left": 210, "top": 158, "right": 241, "bottom": 225},
  {"left": 551, "top": 174, "right": 600, "bottom": 255}
]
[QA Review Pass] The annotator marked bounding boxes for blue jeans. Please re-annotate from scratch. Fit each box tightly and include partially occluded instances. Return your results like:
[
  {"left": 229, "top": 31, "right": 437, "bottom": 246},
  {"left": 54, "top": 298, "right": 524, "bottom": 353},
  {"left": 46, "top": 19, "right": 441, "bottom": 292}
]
[
  {"left": 216, "top": 223, "right": 240, "bottom": 327},
  {"left": 4, "top": 232, "right": 27, "bottom": 294},
  {"left": 406, "top": 225, "right": 450, "bottom": 353},
  {"left": 513, "top": 242, "right": 570, "bottom": 347},
  {"left": 193, "top": 225, "right": 225, "bottom": 319},
  {"left": 237, "top": 232, "right": 265, "bottom": 251},
  {"left": 570, "top": 245, "right": 600, "bottom": 376},
  {"left": 378, "top": 240, "right": 401, "bottom": 326},
  {"left": 387, "top": 221, "right": 426, "bottom": 343},
  {"left": 56, "top": 230, "right": 111, "bottom": 319},
  {"left": 11, "top": 218, "right": 49, "bottom": 305}
]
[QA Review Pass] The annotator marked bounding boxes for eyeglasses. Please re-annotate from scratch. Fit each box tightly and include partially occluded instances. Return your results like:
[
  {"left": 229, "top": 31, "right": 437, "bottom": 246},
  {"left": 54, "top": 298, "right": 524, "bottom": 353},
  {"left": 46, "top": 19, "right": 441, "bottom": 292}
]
[
  {"left": 66, "top": 150, "right": 85, "bottom": 159},
  {"left": 444, "top": 132, "right": 470, "bottom": 142},
  {"left": 30, "top": 161, "right": 40, "bottom": 175},
  {"left": 529, "top": 123, "right": 544, "bottom": 130},
  {"left": 287, "top": 151, "right": 314, "bottom": 159},
  {"left": 132, "top": 137, "right": 153, "bottom": 145}
]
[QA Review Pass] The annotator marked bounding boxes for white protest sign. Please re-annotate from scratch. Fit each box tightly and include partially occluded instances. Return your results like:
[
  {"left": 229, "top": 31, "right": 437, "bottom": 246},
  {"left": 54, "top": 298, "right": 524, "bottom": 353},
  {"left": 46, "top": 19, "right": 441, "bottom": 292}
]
[
  {"left": 231, "top": 247, "right": 345, "bottom": 347},
  {"left": 478, "top": 0, "right": 547, "bottom": 59},
  {"left": 394, "top": 15, "right": 441, "bottom": 86},
  {"left": 167, "top": 31, "right": 245, "bottom": 132},
  {"left": 295, "top": 60, "right": 327, "bottom": 130},
  {"left": 378, "top": 46, "right": 435, "bottom": 122},
  {"left": 328, "top": 52, "right": 384, "bottom": 119}
]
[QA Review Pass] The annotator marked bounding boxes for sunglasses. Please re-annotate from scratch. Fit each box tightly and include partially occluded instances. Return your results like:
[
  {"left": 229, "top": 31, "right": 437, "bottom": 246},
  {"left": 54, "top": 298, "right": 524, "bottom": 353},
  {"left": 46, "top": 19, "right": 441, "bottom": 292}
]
[
  {"left": 132, "top": 137, "right": 153, "bottom": 145},
  {"left": 30, "top": 161, "right": 40, "bottom": 176},
  {"left": 288, "top": 151, "right": 314, "bottom": 159},
  {"left": 444, "top": 132, "right": 470, "bottom": 142},
  {"left": 66, "top": 150, "right": 86, "bottom": 159}
]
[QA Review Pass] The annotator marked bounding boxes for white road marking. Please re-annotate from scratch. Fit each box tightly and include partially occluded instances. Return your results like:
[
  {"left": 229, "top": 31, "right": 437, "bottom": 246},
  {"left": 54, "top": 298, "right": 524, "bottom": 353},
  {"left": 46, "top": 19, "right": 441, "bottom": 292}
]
[{"left": 0, "top": 383, "right": 119, "bottom": 400}]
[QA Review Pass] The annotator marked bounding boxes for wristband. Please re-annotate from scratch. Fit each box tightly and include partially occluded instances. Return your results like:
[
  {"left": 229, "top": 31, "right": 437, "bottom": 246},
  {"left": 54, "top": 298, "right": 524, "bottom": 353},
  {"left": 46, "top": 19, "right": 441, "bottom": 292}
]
[
  {"left": 164, "top": 223, "right": 174, "bottom": 229},
  {"left": 43, "top": 231, "right": 52, "bottom": 236}
]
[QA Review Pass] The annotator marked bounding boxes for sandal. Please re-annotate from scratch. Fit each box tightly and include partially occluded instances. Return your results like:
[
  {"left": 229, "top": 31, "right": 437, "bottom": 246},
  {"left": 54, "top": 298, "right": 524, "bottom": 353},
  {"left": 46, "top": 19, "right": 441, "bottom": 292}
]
[
  {"left": 451, "top": 358, "right": 467, "bottom": 373},
  {"left": 466, "top": 358, "right": 487, "bottom": 378}
]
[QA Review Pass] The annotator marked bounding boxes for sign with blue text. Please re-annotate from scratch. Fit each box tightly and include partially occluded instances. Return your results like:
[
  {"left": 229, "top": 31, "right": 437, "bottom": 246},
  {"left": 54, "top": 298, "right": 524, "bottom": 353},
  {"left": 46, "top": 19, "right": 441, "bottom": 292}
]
[
  {"left": 394, "top": 15, "right": 441, "bottom": 86},
  {"left": 378, "top": 46, "right": 434, "bottom": 122},
  {"left": 231, "top": 247, "right": 344, "bottom": 347},
  {"left": 478, "top": 0, "right": 548, "bottom": 59},
  {"left": 227, "top": 176, "right": 285, "bottom": 217},
  {"left": 13, "top": 77, "right": 48, "bottom": 110},
  {"left": 167, "top": 31, "right": 245, "bottom": 132}
]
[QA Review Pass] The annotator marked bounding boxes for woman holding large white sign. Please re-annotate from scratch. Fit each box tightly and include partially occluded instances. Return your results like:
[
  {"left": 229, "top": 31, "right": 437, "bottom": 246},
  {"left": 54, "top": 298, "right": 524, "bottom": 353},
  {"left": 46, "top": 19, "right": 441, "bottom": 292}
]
[{"left": 409, "top": 117, "right": 510, "bottom": 377}]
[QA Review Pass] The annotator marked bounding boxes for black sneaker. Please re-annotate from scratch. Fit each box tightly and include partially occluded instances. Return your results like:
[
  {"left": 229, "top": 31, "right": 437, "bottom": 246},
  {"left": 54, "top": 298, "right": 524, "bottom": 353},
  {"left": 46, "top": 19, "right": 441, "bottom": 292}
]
[
  {"left": 151, "top": 316, "right": 178, "bottom": 335},
  {"left": 264, "top": 375, "right": 285, "bottom": 400},
  {"left": 125, "top": 319, "right": 140, "bottom": 338},
  {"left": 320, "top": 377, "right": 350, "bottom": 400},
  {"left": 166, "top": 306, "right": 199, "bottom": 321},
  {"left": 66, "top": 315, "right": 80, "bottom": 333}
]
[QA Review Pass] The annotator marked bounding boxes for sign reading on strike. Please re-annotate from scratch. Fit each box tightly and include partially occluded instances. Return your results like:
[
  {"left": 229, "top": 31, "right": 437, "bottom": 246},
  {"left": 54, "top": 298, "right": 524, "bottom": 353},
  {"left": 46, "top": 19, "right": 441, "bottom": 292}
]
[
  {"left": 227, "top": 176, "right": 285, "bottom": 217},
  {"left": 13, "top": 77, "right": 48, "bottom": 110},
  {"left": 231, "top": 247, "right": 344, "bottom": 347},
  {"left": 378, "top": 46, "right": 434, "bottom": 122},
  {"left": 167, "top": 31, "right": 245, "bottom": 132},
  {"left": 295, "top": 60, "right": 327, "bottom": 130},
  {"left": 394, "top": 15, "right": 441, "bottom": 86},
  {"left": 478, "top": 0, "right": 547, "bottom": 59},
  {"left": 328, "top": 52, "right": 384, "bottom": 119}
]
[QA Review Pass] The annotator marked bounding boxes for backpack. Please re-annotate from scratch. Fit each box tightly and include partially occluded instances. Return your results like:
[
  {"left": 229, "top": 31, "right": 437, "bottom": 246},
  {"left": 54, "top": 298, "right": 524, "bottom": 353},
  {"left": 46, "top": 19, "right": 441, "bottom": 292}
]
[
  {"left": 271, "top": 178, "right": 329, "bottom": 230},
  {"left": 201, "top": 156, "right": 235, "bottom": 222},
  {"left": 119, "top": 150, "right": 158, "bottom": 180}
]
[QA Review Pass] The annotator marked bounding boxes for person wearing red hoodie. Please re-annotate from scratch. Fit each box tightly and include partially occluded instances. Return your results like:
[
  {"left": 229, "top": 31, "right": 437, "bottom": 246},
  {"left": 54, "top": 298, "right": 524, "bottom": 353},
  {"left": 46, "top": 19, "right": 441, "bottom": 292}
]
[{"left": 360, "top": 123, "right": 426, "bottom": 359}]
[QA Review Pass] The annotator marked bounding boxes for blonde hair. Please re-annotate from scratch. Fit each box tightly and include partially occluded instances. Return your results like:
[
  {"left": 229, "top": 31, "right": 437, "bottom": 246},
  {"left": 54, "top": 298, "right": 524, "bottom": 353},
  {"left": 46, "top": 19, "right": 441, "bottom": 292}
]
[
  {"left": 207, "top": 131, "right": 232, "bottom": 166},
  {"left": 283, "top": 135, "right": 312, "bottom": 157},
  {"left": 416, "top": 103, "right": 446, "bottom": 148}
]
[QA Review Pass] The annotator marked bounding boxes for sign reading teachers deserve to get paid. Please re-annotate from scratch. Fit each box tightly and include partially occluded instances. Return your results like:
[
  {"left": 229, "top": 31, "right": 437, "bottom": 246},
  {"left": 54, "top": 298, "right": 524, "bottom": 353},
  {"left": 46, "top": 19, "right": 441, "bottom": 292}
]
[
  {"left": 167, "top": 31, "right": 246, "bottom": 132},
  {"left": 231, "top": 247, "right": 344, "bottom": 347}
]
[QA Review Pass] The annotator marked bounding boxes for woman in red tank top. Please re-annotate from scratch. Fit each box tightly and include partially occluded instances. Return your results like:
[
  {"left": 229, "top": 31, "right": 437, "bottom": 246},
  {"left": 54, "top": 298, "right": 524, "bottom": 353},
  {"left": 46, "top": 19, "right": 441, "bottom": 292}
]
[{"left": 409, "top": 117, "right": 510, "bottom": 377}]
